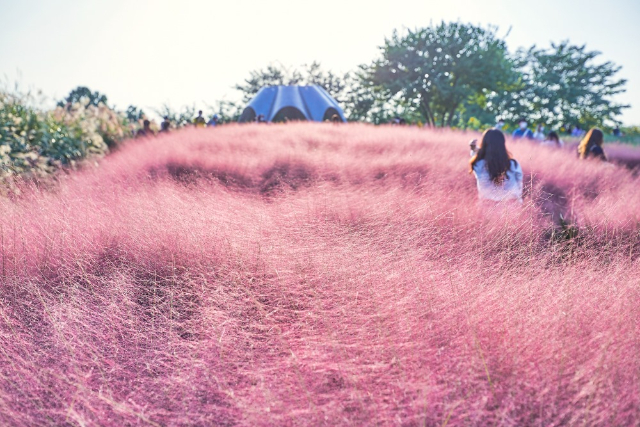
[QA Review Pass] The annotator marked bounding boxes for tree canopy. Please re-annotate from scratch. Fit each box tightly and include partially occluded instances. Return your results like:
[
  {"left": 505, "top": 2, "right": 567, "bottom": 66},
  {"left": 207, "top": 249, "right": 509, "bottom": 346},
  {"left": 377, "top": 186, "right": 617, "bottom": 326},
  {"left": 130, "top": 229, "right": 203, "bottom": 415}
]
[
  {"left": 491, "top": 42, "right": 629, "bottom": 128},
  {"left": 368, "top": 22, "right": 514, "bottom": 127},
  {"left": 58, "top": 86, "right": 108, "bottom": 109}
]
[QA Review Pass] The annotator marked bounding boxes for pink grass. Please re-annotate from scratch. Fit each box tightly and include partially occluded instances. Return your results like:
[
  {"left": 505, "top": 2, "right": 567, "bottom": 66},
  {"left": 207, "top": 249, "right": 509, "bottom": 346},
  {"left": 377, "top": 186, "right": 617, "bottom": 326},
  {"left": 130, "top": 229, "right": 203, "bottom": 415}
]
[{"left": 1, "top": 123, "right": 639, "bottom": 426}]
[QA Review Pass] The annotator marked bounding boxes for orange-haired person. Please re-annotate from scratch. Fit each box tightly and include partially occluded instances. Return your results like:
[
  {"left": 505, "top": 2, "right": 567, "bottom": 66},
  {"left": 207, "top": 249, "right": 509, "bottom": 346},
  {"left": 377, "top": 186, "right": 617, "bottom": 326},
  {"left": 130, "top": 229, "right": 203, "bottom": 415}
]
[{"left": 577, "top": 128, "right": 607, "bottom": 161}]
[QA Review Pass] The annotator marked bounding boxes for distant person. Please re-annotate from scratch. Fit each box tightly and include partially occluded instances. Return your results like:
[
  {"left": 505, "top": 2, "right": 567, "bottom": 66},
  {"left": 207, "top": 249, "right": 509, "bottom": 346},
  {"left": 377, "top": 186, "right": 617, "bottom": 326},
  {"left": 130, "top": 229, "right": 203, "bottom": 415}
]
[
  {"left": 541, "top": 131, "right": 564, "bottom": 148},
  {"left": 511, "top": 119, "right": 534, "bottom": 140},
  {"left": 577, "top": 128, "right": 607, "bottom": 161},
  {"left": 255, "top": 114, "right": 266, "bottom": 123},
  {"left": 331, "top": 114, "right": 341, "bottom": 123},
  {"left": 470, "top": 128, "right": 523, "bottom": 203},
  {"left": 571, "top": 125, "right": 584, "bottom": 137},
  {"left": 194, "top": 110, "right": 206, "bottom": 128},
  {"left": 136, "top": 119, "right": 153, "bottom": 138},
  {"left": 613, "top": 127, "right": 622, "bottom": 137},
  {"left": 533, "top": 124, "right": 546, "bottom": 141},
  {"left": 160, "top": 116, "right": 171, "bottom": 133},
  {"left": 207, "top": 114, "right": 219, "bottom": 127},
  {"left": 469, "top": 138, "right": 479, "bottom": 157},
  {"left": 494, "top": 118, "right": 505, "bottom": 130}
]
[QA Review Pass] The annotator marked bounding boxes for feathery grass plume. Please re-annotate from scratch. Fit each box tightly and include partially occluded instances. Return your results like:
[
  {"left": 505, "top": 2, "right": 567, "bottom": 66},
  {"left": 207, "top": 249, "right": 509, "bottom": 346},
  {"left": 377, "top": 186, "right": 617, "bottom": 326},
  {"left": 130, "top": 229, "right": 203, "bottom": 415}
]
[{"left": 0, "top": 124, "right": 639, "bottom": 425}]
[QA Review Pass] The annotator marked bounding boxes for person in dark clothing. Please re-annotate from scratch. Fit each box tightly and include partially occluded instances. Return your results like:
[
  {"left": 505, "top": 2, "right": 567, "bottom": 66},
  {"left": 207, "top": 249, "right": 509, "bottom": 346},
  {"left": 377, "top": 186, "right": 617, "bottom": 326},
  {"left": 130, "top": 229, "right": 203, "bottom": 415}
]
[
  {"left": 577, "top": 128, "right": 607, "bottom": 161},
  {"left": 136, "top": 119, "right": 153, "bottom": 138},
  {"left": 160, "top": 116, "right": 171, "bottom": 133},
  {"left": 194, "top": 110, "right": 206, "bottom": 127}
]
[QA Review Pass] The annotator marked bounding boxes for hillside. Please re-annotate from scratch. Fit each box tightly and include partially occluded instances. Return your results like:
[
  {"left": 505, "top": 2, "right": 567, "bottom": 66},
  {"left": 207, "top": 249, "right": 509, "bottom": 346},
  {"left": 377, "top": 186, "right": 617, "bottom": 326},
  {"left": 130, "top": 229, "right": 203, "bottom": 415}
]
[{"left": 1, "top": 124, "right": 639, "bottom": 426}]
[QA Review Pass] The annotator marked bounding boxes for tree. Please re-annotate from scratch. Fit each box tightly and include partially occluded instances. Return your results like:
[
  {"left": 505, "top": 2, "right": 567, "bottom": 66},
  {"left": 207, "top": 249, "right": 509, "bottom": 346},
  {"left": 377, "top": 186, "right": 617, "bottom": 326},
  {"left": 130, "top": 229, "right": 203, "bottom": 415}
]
[
  {"left": 125, "top": 105, "right": 145, "bottom": 122},
  {"left": 496, "top": 42, "right": 628, "bottom": 128},
  {"left": 235, "top": 64, "right": 304, "bottom": 103},
  {"left": 58, "top": 86, "right": 108, "bottom": 108},
  {"left": 155, "top": 104, "right": 197, "bottom": 128},
  {"left": 368, "top": 22, "right": 514, "bottom": 127}
]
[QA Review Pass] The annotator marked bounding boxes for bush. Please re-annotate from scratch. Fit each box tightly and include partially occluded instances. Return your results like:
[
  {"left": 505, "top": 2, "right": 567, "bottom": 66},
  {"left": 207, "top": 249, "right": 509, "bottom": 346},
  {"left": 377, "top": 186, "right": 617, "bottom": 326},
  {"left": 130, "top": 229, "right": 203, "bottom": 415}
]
[{"left": 0, "top": 90, "right": 134, "bottom": 188}]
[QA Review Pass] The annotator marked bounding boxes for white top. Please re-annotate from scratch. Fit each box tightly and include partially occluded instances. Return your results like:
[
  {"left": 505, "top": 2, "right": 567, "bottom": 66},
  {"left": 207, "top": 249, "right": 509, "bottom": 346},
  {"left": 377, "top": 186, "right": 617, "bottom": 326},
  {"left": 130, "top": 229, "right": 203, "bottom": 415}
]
[{"left": 472, "top": 159, "right": 523, "bottom": 202}]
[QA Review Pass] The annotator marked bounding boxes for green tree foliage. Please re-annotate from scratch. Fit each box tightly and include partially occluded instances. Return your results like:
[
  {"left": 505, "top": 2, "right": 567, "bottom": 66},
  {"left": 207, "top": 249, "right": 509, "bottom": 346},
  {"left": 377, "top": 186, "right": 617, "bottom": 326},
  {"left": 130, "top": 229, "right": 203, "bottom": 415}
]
[
  {"left": 205, "top": 100, "right": 243, "bottom": 124},
  {"left": 368, "top": 22, "right": 513, "bottom": 127},
  {"left": 339, "top": 66, "right": 397, "bottom": 124},
  {"left": 125, "top": 105, "right": 145, "bottom": 122},
  {"left": 58, "top": 86, "right": 108, "bottom": 108},
  {"left": 155, "top": 104, "right": 197, "bottom": 128},
  {"left": 488, "top": 42, "right": 628, "bottom": 128},
  {"left": 235, "top": 64, "right": 304, "bottom": 103}
]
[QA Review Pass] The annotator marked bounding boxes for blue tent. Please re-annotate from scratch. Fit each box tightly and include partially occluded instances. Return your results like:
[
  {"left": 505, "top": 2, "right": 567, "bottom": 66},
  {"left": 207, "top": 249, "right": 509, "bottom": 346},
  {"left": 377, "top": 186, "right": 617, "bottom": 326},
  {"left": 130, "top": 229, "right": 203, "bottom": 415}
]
[{"left": 238, "top": 85, "right": 346, "bottom": 123}]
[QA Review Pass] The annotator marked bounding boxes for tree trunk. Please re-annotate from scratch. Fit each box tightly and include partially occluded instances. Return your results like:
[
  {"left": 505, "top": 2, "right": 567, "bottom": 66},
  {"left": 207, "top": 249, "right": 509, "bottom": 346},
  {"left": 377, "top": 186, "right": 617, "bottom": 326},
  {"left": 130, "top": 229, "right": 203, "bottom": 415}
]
[
  {"left": 446, "top": 103, "right": 458, "bottom": 127},
  {"left": 420, "top": 97, "right": 435, "bottom": 126}
]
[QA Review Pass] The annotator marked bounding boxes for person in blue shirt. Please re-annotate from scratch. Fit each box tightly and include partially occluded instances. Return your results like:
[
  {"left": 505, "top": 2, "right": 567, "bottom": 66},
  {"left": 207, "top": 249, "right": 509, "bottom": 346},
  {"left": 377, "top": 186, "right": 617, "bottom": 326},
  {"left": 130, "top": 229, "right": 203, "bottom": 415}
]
[
  {"left": 511, "top": 118, "right": 534, "bottom": 140},
  {"left": 207, "top": 114, "right": 219, "bottom": 127}
]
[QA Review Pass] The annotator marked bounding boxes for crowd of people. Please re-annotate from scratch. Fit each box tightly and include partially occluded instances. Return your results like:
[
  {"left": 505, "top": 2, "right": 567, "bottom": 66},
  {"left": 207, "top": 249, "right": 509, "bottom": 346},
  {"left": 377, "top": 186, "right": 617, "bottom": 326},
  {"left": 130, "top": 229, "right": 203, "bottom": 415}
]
[
  {"left": 137, "top": 110, "right": 220, "bottom": 137},
  {"left": 468, "top": 120, "right": 609, "bottom": 204}
]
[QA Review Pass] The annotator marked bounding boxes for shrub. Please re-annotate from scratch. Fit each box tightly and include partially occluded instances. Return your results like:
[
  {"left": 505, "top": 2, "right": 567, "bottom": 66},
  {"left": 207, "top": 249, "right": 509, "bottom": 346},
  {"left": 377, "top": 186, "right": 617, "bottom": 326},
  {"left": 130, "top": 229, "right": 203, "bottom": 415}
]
[{"left": 0, "top": 90, "right": 136, "bottom": 189}]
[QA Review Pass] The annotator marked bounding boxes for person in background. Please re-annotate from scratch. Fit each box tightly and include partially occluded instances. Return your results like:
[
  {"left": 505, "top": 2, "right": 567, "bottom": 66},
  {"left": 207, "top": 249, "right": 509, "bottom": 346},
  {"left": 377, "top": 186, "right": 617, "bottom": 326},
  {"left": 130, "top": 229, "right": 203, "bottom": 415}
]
[
  {"left": 578, "top": 128, "right": 607, "bottom": 161},
  {"left": 160, "top": 116, "right": 171, "bottom": 133},
  {"left": 541, "top": 131, "right": 564, "bottom": 148},
  {"left": 494, "top": 118, "right": 505, "bottom": 130},
  {"left": 511, "top": 119, "right": 534, "bottom": 140},
  {"left": 571, "top": 125, "right": 584, "bottom": 137},
  {"left": 331, "top": 114, "right": 341, "bottom": 123},
  {"left": 533, "top": 124, "right": 546, "bottom": 141},
  {"left": 469, "top": 138, "right": 479, "bottom": 157},
  {"left": 136, "top": 119, "right": 154, "bottom": 138},
  {"left": 207, "top": 114, "right": 219, "bottom": 127},
  {"left": 194, "top": 110, "right": 206, "bottom": 128},
  {"left": 613, "top": 127, "right": 622, "bottom": 137},
  {"left": 470, "top": 128, "right": 523, "bottom": 203}
]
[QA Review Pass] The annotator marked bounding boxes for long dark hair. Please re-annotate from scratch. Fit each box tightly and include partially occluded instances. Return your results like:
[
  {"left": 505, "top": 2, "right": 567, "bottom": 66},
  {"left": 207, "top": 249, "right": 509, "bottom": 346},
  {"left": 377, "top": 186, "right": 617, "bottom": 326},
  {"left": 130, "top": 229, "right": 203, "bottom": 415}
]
[
  {"left": 546, "top": 131, "right": 560, "bottom": 146},
  {"left": 470, "top": 129, "right": 514, "bottom": 184},
  {"left": 578, "top": 128, "right": 604, "bottom": 159}
]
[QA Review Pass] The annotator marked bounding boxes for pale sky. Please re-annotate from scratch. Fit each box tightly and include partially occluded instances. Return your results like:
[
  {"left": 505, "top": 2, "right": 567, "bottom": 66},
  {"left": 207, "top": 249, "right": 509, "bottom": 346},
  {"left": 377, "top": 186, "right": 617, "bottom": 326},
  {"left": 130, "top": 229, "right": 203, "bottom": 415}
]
[{"left": 1, "top": 0, "right": 639, "bottom": 124}]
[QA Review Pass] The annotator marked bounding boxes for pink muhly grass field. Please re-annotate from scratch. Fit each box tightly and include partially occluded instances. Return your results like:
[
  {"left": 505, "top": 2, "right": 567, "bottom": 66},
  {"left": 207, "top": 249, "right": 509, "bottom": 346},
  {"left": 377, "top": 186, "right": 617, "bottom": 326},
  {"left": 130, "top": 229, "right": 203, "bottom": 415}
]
[{"left": 1, "top": 123, "right": 639, "bottom": 426}]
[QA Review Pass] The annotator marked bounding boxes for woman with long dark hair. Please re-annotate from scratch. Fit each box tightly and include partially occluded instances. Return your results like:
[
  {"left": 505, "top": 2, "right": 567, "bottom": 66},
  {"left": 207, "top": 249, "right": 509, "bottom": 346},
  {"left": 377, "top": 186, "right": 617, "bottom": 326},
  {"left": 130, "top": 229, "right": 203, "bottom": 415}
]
[
  {"left": 577, "top": 128, "right": 607, "bottom": 161},
  {"left": 541, "top": 131, "right": 564, "bottom": 148},
  {"left": 470, "top": 129, "right": 523, "bottom": 202}
]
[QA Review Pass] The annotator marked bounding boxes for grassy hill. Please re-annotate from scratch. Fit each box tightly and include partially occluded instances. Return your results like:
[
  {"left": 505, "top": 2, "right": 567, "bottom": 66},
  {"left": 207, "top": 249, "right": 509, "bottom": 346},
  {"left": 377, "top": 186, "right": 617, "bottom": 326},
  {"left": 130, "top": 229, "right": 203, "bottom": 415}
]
[{"left": 1, "top": 124, "right": 639, "bottom": 426}]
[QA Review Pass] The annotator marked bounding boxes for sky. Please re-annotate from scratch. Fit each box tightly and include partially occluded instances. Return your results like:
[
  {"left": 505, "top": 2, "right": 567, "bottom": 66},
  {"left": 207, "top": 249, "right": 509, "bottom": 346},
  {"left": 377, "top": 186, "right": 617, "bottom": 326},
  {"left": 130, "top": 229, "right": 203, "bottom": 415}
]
[{"left": 1, "top": 0, "right": 639, "bottom": 124}]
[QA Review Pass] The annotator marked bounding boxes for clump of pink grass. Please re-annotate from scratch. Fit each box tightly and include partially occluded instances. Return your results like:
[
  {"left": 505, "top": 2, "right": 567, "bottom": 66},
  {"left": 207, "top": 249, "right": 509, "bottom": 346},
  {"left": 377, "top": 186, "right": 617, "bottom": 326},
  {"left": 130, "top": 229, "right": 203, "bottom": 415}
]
[{"left": 0, "top": 123, "right": 639, "bottom": 426}]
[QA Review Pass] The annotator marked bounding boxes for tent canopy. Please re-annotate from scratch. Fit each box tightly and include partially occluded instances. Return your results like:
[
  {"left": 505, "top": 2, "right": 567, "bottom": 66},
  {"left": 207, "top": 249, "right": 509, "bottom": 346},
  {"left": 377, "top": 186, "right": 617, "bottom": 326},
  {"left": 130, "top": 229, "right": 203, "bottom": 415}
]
[{"left": 238, "top": 85, "right": 346, "bottom": 123}]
